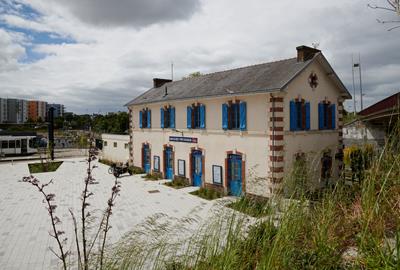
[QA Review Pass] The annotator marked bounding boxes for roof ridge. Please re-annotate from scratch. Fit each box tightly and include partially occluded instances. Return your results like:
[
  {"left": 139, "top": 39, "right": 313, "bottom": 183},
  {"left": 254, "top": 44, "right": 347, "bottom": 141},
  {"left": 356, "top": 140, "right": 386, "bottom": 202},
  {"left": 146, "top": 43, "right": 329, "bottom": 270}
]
[{"left": 169, "top": 57, "right": 297, "bottom": 85}]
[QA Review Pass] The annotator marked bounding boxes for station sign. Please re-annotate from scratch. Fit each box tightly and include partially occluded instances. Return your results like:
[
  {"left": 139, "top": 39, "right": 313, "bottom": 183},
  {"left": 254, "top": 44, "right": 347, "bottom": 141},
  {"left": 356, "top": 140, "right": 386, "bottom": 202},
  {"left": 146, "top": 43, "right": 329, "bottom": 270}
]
[{"left": 169, "top": 136, "right": 198, "bottom": 143}]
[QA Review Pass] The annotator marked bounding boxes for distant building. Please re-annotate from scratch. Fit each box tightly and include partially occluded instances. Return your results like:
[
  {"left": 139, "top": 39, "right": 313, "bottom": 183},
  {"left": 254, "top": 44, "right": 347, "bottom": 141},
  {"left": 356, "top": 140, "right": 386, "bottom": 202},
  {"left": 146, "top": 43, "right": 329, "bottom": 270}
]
[
  {"left": 28, "top": 101, "right": 38, "bottom": 122},
  {"left": 0, "top": 98, "right": 7, "bottom": 123},
  {"left": 344, "top": 91, "right": 400, "bottom": 147},
  {"left": 19, "top": 99, "right": 28, "bottom": 123},
  {"left": 47, "top": 103, "right": 65, "bottom": 118},
  {"left": 28, "top": 100, "right": 48, "bottom": 122},
  {"left": 7, "top": 99, "right": 20, "bottom": 123}
]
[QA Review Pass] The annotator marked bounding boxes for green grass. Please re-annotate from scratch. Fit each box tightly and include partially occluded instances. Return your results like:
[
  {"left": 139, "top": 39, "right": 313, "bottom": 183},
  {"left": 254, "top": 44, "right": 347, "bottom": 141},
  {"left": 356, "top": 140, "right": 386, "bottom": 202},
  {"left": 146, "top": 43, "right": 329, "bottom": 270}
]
[
  {"left": 190, "top": 187, "right": 224, "bottom": 200},
  {"left": 28, "top": 161, "right": 63, "bottom": 173},
  {"left": 227, "top": 196, "right": 271, "bottom": 218},
  {"left": 99, "top": 120, "right": 400, "bottom": 269}
]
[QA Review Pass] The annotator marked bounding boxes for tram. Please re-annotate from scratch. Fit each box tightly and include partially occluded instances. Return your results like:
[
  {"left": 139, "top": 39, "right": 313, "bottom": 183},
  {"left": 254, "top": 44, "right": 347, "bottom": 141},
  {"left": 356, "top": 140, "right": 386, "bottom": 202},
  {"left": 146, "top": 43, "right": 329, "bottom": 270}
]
[{"left": 0, "top": 132, "right": 39, "bottom": 156}]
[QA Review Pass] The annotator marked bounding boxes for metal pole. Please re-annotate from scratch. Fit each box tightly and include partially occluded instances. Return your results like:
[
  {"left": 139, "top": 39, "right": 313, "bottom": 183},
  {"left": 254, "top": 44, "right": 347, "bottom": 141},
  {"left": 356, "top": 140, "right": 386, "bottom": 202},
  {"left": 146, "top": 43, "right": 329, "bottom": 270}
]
[
  {"left": 171, "top": 62, "right": 174, "bottom": 81},
  {"left": 352, "top": 55, "right": 357, "bottom": 113},
  {"left": 358, "top": 54, "right": 363, "bottom": 111}
]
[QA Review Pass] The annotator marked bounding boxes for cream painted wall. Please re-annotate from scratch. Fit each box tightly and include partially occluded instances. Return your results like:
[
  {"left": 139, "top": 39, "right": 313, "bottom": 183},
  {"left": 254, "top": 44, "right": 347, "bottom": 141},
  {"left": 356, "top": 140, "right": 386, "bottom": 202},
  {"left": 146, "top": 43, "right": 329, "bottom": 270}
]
[
  {"left": 283, "top": 60, "right": 343, "bottom": 186},
  {"left": 130, "top": 94, "right": 271, "bottom": 197},
  {"left": 101, "top": 134, "right": 130, "bottom": 163}
]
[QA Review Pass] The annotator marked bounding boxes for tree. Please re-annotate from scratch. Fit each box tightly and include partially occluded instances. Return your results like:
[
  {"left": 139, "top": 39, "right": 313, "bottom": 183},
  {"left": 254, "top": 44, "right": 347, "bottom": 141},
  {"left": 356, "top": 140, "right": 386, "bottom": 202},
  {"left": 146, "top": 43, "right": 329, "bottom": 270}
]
[
  {"left": 182, "top": 71, "right": 202, "bottom": 80},
  {"left": 368, "top": 0, "right": 400, "bottom": 31}
]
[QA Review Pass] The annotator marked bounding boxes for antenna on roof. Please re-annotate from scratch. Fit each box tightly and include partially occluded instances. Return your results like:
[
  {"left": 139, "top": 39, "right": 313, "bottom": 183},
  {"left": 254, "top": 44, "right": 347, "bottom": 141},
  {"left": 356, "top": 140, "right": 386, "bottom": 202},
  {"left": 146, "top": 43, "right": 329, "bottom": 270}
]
[{"left": 171, "top": 62, "right": 174, "bottom": 81}]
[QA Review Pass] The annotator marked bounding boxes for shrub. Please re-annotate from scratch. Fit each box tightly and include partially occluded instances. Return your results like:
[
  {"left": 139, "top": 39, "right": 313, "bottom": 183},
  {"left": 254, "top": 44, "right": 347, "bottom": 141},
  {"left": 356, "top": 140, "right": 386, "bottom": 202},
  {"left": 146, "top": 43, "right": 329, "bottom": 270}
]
[
  {"left": 142, "top": 172, "right": 163, "bottom": 180},
  {"left": 164, "top": 176, "right": 190, "bottom": 189},
  {"left": 227, "top": 196, "right": 271, "bottom": 218},
  {"left": 129, "top": 166, "right": 145, "bottom": 174},
  {"left": 190, "top": 187, "right": 224, "bottom": 200}
]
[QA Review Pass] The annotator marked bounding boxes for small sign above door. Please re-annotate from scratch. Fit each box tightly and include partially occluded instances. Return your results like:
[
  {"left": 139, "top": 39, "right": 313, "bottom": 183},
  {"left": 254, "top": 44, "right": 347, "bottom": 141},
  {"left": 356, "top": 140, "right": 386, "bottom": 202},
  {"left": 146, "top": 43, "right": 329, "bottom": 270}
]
[{"left": 169, "top": 136, "right": 198, "bottom": 143}]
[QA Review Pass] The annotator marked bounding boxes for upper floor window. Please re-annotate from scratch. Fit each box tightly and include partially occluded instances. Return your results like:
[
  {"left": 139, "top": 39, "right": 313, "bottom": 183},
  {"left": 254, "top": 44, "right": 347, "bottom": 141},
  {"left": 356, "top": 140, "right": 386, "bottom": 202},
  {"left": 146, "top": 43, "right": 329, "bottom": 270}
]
[
  {"left": 113, "top": 142, "right": 117, "bottom": 148},
  {"left": 139, "top": 108, "right": 151, "bottom": 128},
  {"left": 187, "top": 103, "right": 205, "bottom": 129},
  {"left": 290, "top": 99, "right": 310, "bottom": 131},
  {"left": 160, "top": 106, "right": 175, "bottom": 129},
  {"left": 103, "top": 141, "right": 107, "bottom": 147},
  {"left": 222, "top": 101, "right": 247, "bottom": 130},
  {"left": 318, "top": 102, "right": 336, "bottom": 130}
]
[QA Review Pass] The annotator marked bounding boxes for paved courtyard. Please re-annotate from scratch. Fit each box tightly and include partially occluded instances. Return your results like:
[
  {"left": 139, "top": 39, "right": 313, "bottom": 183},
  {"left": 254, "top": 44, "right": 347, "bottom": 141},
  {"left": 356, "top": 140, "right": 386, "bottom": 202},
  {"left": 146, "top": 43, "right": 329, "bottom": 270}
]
[{"left": 0, "top": 158, "right": 227, "bottom": 269}]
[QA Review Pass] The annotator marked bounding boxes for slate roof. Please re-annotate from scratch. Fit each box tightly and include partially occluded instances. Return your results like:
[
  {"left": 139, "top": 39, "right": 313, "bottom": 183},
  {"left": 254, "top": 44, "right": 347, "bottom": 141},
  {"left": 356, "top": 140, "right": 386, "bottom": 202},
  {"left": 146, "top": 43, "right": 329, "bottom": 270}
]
[{"left": 126, "top": 53, "right": 348, "bottom": 106}]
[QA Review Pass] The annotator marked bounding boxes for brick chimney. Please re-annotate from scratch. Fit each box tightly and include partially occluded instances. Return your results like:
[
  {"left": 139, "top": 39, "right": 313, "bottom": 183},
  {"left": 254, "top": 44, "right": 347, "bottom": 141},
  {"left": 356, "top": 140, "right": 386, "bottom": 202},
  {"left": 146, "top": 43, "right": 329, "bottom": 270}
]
[
  {"left": 296, "top": 45, "right": 321, "bottom": 62},
  {"left": 153, "top": 78, "right": 172, "bottom": 88}
]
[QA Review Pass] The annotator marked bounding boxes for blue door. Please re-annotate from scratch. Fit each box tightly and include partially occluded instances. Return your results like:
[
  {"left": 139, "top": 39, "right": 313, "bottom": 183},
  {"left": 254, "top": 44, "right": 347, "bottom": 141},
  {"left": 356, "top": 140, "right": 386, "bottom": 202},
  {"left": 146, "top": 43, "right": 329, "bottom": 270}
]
[
  {"left": 143, "top": 144, "right": 151, "bottom": 173},
  {"left": 192, "top": 150, "right": 202, "bottom": 186},
  {"left": 228, "top": 154, "right": 242, "bottom": 196},
  {"left": 164, "top": 147, "right": 173, "bottom": 179}
]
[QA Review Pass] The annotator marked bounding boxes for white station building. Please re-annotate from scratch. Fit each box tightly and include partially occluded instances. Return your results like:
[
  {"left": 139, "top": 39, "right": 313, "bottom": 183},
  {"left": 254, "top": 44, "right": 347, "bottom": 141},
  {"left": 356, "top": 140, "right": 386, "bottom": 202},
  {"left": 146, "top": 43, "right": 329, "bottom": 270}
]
[{"left": 126, "top": 46, "right": 351, "bottom": 197}]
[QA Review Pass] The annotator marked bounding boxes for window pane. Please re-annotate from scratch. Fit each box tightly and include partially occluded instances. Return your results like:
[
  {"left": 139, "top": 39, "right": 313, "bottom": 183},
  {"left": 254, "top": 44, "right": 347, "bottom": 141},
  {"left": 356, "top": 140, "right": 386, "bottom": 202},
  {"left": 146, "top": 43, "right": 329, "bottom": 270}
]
[
  {"left": 9, "top": 140, "right": 15, "bottom": 148},
  {"left": 1, "top": 141, "right": 7, "bottom": 149},
  {"left": 113, "top": 142, "right": 117, "bottom": 147},
  {"left": 16, "top": 140, "right": 20, "bottom": 148}
]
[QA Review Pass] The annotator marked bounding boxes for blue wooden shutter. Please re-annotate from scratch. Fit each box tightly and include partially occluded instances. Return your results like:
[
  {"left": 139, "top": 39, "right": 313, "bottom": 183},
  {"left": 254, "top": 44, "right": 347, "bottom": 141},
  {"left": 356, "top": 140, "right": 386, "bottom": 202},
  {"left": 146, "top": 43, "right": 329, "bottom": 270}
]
[
  {"left": 170, "top": 107, "right": 175, "bottom": 128},
  {"left": 222, "top": 103, "right": 228, "bottom": 130},
  {"left": 240, "top": 102, "right": 247, "bottom": 130},
  {"left": 139, "top": 111, "right": 143, "bottom": 128},
  {"left": 200, "top": 104, "right": 206, "bottom": 129},
  {"left": 160, "top": 108, "right": 164, "bottom": 128},
  {"left": 187, "top": 106, "right": 192, "bottom": 129},
  {"left": 305, "top": 102, "right": 310, "bottom": 130},
  {"left": 147, "top": 110, "right": 151, "bottom": 128},
  {"left": 331, "top": 104, "right": 336, "bottom": 130},
  {"left": 318, "top": 103, "right": 324, "bottom": 130},
  {"left": 290, "top": 101, "right": 296, "bottom": 131}
]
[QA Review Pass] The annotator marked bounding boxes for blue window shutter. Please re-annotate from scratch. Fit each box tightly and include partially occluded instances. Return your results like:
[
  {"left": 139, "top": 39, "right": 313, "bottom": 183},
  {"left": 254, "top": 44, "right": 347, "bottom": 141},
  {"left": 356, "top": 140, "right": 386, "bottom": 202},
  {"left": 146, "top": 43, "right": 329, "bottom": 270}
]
[
  {"left": 200, "top": 105, "right": 206, "bottom": 129},
  {"left": 147, "top": 110, "right": 151, "bottom": 128},
  {"left": 222, "top": 103, "right": 228, "bottom": 130},
  {"left": 170, "top": 107, "right": 175, "bottom": 128},
  {"left": 290, "top": 101, "right": 296, "bottom": 131},
  {"left": 331, "top": 104, "right": 336, "bottom": 130},
  {"left": 187, "top": 106, "right": 192, "bottom": 129},
  {"left": 318, "top": 103, "right": 324, "bottom": 130},
  {"left": 240, "top": 102, "right": 247, "bottom": 130},
  {"left": 139, "top": 111, "right": 143, "bottom": 128},
  {"left": 160, "top": 108, "right": 164, "bottom": 129},
  {"left": 305, "top": 102, "right": 310, "bottom": 130}
]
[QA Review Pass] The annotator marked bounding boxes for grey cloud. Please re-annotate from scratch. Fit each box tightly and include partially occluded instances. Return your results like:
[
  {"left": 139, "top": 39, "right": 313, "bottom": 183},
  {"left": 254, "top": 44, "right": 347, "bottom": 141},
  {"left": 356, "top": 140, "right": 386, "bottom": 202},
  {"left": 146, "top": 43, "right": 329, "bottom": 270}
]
[{"left": 55, "top": 0, "right": 201, "bottom": 28}]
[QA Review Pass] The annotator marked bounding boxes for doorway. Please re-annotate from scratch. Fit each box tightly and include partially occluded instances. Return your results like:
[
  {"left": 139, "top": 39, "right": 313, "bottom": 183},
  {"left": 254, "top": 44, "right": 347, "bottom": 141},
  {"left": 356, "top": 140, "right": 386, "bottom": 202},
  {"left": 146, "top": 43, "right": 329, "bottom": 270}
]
[
  {"left": 164, "top": 146, "right": 174, "bottom": 179},
  {"left": 191, "top": 150, "right": 203, "bottom": 186},
  {"left": 228, "top": 154, "right": 243, "bottom": 196}
]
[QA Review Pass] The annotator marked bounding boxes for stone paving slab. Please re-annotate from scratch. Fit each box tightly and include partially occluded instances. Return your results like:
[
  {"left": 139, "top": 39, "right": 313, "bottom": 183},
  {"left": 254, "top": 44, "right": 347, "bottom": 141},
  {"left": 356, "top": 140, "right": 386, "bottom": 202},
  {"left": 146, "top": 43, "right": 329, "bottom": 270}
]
[{"left": 0, "top": 158, "right": 227, "bottom": 270}]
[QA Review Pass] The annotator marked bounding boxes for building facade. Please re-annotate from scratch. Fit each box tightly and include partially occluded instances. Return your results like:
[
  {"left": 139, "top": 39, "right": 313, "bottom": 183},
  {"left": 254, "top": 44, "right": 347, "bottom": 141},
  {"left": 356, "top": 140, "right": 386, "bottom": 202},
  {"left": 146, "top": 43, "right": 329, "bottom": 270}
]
[
  {"left": 47, "top": 103, "right": 65, "bottom": 118},
  {"left": 126, "top": 46, "right": 351, "bottom": 197},
  {"left": 0, "top": 98, "right": 7, "bottom": 123},
  {"left": 101, "top": 134, "right": 130, "bottom": 163}
]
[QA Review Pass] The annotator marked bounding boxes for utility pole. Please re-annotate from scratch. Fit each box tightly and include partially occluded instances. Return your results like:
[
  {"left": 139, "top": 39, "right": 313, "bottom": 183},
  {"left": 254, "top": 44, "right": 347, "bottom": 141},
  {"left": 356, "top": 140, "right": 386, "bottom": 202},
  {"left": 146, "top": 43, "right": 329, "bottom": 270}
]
[
  {"left": 358, "top": 54, "right": 363, "bottom": 111},
  {"left": 171, "top": 62, "right": 174, "bottom": 81},
  {"left": 353, "top": 54, "right": 364, "bottom": 112},
  {"left": 352, "top": 55, "right": 357, "bottom": 113}
]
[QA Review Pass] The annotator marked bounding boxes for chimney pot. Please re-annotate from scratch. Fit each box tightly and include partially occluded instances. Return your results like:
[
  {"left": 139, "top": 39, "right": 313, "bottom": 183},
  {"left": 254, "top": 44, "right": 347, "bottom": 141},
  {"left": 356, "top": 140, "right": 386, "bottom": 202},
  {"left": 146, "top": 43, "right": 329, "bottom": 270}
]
[
  {"left": 296, "top": 45, "right": 321, "bottom": 62},
  {"left": 153, "top": 78, "right": 172, "bottom": 88}
]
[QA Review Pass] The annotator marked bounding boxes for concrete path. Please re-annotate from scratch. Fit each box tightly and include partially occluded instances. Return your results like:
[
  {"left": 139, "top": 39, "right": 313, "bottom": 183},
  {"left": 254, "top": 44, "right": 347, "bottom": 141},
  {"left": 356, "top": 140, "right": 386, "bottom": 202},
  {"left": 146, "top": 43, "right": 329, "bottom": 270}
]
[{"left": 0, "top": 158, "right": 227, "bottom": 269}]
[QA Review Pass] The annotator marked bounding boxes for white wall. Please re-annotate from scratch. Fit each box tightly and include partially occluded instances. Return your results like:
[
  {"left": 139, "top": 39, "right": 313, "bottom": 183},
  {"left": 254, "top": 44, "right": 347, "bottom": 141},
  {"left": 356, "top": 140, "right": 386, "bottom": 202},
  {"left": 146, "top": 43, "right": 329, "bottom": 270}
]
[{"left": 101, "top": 134, "right": 130, "bottom": 163}]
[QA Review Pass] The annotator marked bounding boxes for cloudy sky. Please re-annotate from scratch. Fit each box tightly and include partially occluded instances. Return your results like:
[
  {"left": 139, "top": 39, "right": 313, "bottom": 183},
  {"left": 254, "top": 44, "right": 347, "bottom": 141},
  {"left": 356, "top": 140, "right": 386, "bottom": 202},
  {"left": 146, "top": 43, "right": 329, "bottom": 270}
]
[{"left": 0, "top": 0, "right": 399, "bottom": 114}]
